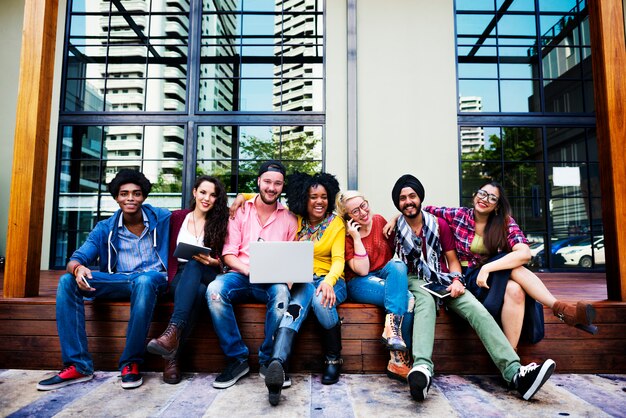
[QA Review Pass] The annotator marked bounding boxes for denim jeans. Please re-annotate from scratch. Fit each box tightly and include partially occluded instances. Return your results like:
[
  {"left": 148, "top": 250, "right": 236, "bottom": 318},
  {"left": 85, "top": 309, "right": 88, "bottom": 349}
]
[
  {"left": 408, "top": 276, "right": 521, "bottom": 383},
  {"left": 312, "top": 276, "right": 347, "bottom": 329},
  {"left": 169, "top": 260, "right": 218, "bottom": 341},
  {"left": 56, "top": 270, "right": 167, "bottom": 375},
  {"left": 347, "top": 259, "right": 414, "bottom": 346},
  {"left": 347, "top": 259, "right": 411, "bottom": 315},
  {"left": 206, "top": 271, "right": 290, "bottom": 365},
  {"left": 277, "top": 276, "right": 348, "bottom": 332}
]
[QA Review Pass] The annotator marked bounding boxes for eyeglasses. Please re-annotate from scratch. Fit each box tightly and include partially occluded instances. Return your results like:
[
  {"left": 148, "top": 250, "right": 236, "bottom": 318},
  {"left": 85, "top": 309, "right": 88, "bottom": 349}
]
[
  {"left": 475, "top": 189, "right": 499, "bottom": 204},
  {"left": 349, "top": 200, "right": 369, "bottom": 217}
]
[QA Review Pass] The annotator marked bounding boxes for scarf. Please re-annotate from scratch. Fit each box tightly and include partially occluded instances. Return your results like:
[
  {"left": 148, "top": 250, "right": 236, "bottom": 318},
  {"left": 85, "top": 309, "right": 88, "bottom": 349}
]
[
  {"left": 297, "top": 214, "right": 335, "bottom": 242},
  {"left": 394, "top": 211, "right": 456, "bottom": 287}
]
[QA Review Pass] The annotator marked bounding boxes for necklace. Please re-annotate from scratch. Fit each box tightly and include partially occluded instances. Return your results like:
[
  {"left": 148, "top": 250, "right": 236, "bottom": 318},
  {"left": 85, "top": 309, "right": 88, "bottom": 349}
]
[{"left": 191, "top": 213, "right": 204, "bottom": 245}]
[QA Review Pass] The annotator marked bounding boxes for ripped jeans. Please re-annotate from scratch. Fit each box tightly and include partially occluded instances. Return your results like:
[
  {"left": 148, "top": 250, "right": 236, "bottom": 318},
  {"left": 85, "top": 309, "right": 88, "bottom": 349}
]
[
  {"left": 278, "top": 276, "right": 348, "bottom": 332},
  {"left": 206, "top": 271, "right": 290, "bottom": 365}
]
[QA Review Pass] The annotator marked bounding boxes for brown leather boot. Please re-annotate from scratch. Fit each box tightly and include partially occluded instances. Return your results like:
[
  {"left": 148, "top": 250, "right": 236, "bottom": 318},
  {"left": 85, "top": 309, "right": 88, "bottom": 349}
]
[
  {"left": 387, "top": 350, "right": 411, "bottom": 382},
  {"left": 381, "top": 313, "right": 407, "bottom": 352},
  {"left": 552, "top": 301, "right": 598, "bottom": 334},
  {"left": 163, "top": 357, "right": 181, "bottom": 384},
  {"left": 147, "top": 323, "right": 182, "bottom": 358}
]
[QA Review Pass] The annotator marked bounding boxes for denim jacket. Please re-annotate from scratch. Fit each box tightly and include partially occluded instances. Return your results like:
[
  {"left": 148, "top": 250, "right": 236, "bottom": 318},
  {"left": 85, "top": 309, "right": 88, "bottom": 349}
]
[{"left": 69, "top": 204, "right": 171, "bottom": 273}]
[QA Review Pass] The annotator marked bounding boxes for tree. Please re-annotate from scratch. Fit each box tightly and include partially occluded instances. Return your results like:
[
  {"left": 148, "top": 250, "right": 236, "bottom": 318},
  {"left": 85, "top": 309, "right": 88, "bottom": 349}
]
[{"left": 234, "top": 131, "right": 322, "bottom": 192}]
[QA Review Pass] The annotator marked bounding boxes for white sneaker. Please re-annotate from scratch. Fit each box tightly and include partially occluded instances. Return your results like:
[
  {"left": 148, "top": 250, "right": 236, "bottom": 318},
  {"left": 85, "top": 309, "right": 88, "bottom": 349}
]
[{"left": 407, "top": 364, "right": 431, "bottom": 401}]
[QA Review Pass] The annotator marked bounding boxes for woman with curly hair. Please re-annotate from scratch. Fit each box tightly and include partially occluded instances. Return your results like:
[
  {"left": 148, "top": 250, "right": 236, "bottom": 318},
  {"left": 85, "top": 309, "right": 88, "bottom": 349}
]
[
  {"left": 147, "top": 176, "right": 229, "bottom": 384},
  {"left": 264, "top": 171, "right": 346, "bottom": 406}
]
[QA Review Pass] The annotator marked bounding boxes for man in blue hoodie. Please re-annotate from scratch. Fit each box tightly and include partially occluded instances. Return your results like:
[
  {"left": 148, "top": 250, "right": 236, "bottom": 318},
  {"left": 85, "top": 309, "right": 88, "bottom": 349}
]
[{"left": 37, "top": 169, "right": 171, "bottom": 391}]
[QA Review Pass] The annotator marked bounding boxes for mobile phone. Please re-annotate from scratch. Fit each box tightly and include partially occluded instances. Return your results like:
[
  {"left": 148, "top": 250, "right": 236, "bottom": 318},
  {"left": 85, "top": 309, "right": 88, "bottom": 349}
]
[{"left": 420, "top": 282, "right": 451, "bottom": 298}]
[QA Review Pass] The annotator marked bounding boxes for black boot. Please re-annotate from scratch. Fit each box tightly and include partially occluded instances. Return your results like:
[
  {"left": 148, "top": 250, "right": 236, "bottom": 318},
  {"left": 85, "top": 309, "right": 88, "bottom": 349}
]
[
  {"left": 266, "top": 327, "right": 296, "bottom": 406},
  {"left": 321, "top": 322, "right": 343, "bottom": 385}
]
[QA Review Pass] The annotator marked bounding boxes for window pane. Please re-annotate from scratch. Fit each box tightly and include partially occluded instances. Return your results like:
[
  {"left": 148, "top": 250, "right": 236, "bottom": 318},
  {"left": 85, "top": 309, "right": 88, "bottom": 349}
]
[
  {"left": 197, "top": 125, "right": 323, "bottom": 193},
  {"left": 498, "top": 14, "right": 537, "bottom": 40},
  {"left": 508, "top": 197, "right": 545, "bottom": 234},
  {"left": 503, "top": 163, "right": 545, "bottom": 197},
  {"left": 458, "top": 80, "right": 500, "bottom": 111},
  {"left": 456, "top": 0, "right": 495, "bottom": 11},
  {"left": 500, "top": 80, "right": 540, "bottom": 112},
  {"left": 543, "top": 80, "right": 584, "bottom": 113},
  {"left": 501, "top": 127, "right": 543, "bottom": 161},
  {"left": 538, "top": 0, "right": 582, "bottom": 13},
  {"left": 498, "top": 0, "right": 535, "bottom": 12},
  {"left": 549, "top": 163, "right": 586, "bottom": 198},
  {"left": 546, "top": 127, "right": 586, "bottom": 161},
  {"left": 457, "top": 14, "right": 496, "bottom": 37}
]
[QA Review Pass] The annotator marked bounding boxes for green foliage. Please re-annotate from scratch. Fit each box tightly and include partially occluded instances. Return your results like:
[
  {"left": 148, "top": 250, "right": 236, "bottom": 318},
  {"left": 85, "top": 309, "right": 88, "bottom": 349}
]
[
  {"left": 151, "top": 164, "right": 183, "bottom": 193},
  {"left": 235, "top": 132, "right": 323, "bottom": 192},
  {"left": 462, "top": 127, "right": 541, "bottom": 196}
]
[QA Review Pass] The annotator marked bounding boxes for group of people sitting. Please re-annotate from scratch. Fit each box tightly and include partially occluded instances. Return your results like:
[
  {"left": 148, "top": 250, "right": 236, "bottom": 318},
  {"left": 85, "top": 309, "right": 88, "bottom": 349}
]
[{"left": 37, "top": 162, "right": 597, "bottom": 406}]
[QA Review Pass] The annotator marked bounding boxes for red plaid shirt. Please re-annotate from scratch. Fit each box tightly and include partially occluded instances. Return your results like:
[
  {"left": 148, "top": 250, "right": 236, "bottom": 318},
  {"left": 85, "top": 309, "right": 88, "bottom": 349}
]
[{"left": 424, "top": 206, "right": 528, "bottom": 268}]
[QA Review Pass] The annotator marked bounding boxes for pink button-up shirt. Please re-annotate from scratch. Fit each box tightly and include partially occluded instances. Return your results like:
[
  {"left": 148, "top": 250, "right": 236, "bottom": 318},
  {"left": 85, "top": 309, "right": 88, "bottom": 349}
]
[{"left": 222, "top": 196, "right": 297, "bottom": 273}]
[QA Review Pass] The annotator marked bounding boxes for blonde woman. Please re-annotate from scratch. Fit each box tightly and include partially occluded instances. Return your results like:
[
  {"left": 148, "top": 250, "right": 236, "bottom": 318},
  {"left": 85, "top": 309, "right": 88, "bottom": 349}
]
[{"left": 336, "top": 191, "right": 414, "bottom": 381}]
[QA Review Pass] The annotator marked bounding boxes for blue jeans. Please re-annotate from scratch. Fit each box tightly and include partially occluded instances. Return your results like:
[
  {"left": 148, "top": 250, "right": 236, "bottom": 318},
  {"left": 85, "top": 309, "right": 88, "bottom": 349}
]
[
  {"left": 56, "top": 271, "right": 167, "bottom": 375},
  {"left": 347, "top": 259, "right": 411, "bottom": 315},
  {"left": 169, "top": 260, "right": 218, "bottom": 340},
  {"left": 206, "top": 271, "right": 290, "bottom": 365},
  {"left": 170, "top": 260, "right": 217, "bottom": 327},
  {"left": 277, "top": 276, "right": 348, "bottom": 332},
  {"left": 312, "top": 276, "right": 347, "bottom": 329},
  {"left": 347, "top": 259, "right": 414, "bottom": 346}
]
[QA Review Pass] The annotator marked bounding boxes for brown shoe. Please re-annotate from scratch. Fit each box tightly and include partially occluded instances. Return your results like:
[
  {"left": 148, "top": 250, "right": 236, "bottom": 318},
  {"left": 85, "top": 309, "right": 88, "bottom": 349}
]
[
  {"left": 381, "top": 314, "right": 407, "bottom": 351},
  {"left": 163, "top": 358, "right": 181, "bottom": 384},
  {"left": 552, "top": 301, "right": 598, "bottom": 334},
  {"left": 147, "top": 323, "right": 182, "bottom": 358},
  {"left": 386, "top": 350, "right": 411, "bottom": 382}
]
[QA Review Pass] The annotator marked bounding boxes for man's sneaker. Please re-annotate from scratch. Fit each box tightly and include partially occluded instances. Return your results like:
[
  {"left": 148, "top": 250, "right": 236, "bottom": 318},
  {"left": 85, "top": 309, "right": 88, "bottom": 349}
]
[
  {"left": 407, "top": 364, "right": 431, "bottom": 401},
  {"left": 121, "top": 362, "right": 143, "bottom": 389},
  {"left": 514, "top": 359, "right": 556, "bottom": 400},
  {"left": 37, "top": 365, "right": 93, "bottom": 391},
  {"left": 260, "top": 363, "right": 292, "bottom": 388},
  {"left": 213, "top": 359, "right": 250, "bottom": 389}
]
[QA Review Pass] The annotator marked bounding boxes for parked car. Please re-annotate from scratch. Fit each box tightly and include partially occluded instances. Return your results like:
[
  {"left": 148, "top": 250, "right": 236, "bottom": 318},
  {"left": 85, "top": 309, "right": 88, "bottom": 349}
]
[
  {"left": 556, "top": 237, "right": 605, "bottom": 268},
  {"left": 530, "top": 236, "right": 588, "bottom": 268}
]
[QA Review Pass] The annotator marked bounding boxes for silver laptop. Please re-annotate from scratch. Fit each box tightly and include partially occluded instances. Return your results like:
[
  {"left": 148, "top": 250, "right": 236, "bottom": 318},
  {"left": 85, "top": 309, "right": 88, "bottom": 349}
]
[{"left": 249, "top": 241, "right": 314, "bottom": 284}]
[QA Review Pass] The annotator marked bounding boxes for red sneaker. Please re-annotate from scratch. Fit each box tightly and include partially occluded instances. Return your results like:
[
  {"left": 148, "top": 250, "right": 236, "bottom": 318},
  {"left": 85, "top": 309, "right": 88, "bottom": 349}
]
[
  {"left": 121, "top": 362, "right": 143, "bottom": 389},
  {"left": 37, "top": 365, "right": 93, "bottom": 391}
]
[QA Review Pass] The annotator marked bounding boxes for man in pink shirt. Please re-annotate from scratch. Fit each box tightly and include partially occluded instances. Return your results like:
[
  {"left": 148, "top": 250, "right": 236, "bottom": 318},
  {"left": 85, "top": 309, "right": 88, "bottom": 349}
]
[{"left": 207, "top": 161, "right": 297, "bottom": 389}]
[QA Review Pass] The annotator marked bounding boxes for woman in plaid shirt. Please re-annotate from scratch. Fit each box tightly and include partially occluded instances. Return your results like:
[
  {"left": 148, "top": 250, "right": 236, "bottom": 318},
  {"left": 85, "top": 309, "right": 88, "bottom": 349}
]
[{"left": 422, "top": 181, "right": 598, "bottom": 350}]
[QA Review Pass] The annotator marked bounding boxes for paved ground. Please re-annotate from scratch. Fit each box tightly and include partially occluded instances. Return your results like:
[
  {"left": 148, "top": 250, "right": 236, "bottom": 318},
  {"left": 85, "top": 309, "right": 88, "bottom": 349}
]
[{"left": 1, "top": 370, "right": 624, "bottom": 417}]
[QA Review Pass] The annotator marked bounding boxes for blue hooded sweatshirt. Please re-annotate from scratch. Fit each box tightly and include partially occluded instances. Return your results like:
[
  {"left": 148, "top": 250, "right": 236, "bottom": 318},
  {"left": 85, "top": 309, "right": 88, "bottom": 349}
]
[{"left": 69, "top": 203, "right": 171, "bottom": 273}]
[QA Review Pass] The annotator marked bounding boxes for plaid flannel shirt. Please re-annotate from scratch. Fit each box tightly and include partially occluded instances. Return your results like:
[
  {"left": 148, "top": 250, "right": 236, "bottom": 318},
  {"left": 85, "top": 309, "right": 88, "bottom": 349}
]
[{"left": 423, "top": 205, "right": 528, "bottom": 268}]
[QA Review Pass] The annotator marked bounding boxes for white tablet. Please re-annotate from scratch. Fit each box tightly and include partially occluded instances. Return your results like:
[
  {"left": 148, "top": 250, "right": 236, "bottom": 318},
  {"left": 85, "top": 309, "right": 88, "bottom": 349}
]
[{"left": 420, "top": 281, "right": 451, "bottom": 298}]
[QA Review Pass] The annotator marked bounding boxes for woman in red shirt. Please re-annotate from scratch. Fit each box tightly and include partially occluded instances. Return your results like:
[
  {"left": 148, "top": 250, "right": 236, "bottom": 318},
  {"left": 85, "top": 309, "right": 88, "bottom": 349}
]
[{"left": 336, "top": 191, "right": 414, "bottom": 381}]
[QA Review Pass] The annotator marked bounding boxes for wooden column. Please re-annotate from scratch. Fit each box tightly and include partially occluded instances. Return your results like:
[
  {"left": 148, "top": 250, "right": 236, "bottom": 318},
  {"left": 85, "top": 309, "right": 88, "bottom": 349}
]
[
  {"left": 588, "top": 0, "right": 626, "bottom": 301},
  {"left": 4, "top": 0, "right": 59, "bottom": 298}
]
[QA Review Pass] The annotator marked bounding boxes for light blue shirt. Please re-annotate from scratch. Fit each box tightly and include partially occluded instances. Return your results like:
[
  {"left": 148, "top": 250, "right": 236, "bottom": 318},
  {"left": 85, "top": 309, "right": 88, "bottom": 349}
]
[{"left": 116, "top": 209, "right": 164, "bottom": 273}]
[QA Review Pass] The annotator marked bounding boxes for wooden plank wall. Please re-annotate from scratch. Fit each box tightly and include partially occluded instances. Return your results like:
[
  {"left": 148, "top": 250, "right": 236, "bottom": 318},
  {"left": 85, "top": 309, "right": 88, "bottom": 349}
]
[{"left": 1, "top": 300, "right": 624, "bottom": 375}]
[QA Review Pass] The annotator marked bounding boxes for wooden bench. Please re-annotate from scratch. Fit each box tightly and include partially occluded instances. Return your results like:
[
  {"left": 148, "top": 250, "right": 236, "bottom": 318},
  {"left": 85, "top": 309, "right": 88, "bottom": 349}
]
[{"left": 1, "top": 272, "right": 625, "bottom": 374}]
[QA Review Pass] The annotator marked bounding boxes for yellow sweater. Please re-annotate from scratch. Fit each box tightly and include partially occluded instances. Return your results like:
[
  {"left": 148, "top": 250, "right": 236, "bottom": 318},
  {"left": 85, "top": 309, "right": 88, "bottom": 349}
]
[{"left": 298, "top": 215, "right": 345, "bottom": 287}]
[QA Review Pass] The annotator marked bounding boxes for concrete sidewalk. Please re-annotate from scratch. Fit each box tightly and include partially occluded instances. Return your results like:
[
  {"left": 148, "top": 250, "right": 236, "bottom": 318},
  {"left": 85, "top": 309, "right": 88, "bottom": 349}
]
[{"left": 1, "top": 370, "right": 624, "bottom": 417}]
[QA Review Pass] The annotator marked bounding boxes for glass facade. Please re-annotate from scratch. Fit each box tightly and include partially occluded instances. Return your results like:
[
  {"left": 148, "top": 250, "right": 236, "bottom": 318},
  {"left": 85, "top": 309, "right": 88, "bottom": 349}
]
[
  {"left": 456, "top": 0, "right": 602, "bottom": 270},
  {"left": 52, "top": 0, "right": 325, "bottom": 268}
]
